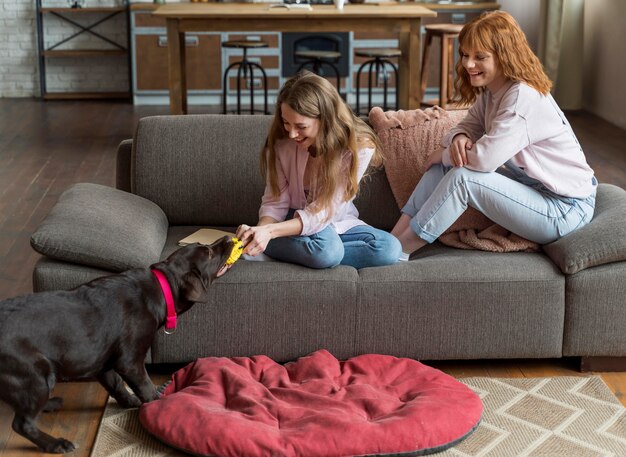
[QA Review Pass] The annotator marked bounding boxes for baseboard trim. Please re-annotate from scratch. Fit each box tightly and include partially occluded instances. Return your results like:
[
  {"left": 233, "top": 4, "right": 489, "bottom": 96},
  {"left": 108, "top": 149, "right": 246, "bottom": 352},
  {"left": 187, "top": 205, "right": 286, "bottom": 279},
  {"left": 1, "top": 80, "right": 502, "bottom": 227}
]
[{"left": 580, "top": 356, "right": 626, "bottom": 372}]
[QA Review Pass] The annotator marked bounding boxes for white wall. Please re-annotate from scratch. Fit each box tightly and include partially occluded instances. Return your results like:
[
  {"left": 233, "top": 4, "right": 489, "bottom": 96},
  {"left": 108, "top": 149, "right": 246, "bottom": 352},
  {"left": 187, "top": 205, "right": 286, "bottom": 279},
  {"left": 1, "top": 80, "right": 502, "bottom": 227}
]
[
  {"left": 583, "top": 0, "right": 626, "bottom": 130},
  {"left": 498, "top": 0, "right": 541, "bottom": 52}
]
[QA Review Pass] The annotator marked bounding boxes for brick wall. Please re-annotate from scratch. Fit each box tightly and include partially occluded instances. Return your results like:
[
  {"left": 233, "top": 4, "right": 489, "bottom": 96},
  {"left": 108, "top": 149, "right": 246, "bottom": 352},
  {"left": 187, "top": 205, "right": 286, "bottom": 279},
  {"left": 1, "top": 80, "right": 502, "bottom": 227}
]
[
  {"left": 0, "top": 0, "right": 128, "bottom": 97},
  {"left": 0, "top": 0, "right": 38, "bottom": 96}
]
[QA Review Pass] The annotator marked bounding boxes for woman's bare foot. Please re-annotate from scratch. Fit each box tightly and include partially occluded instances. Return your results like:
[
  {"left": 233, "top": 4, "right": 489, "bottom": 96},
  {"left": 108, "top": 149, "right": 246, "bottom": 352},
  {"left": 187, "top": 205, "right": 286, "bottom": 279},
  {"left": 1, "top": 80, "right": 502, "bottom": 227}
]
[
  {"left": 392, "top": 214, "right": 427, "bottom": 256},
  {"left": 397, "top": 229, "right": 427, "bottom": 255}
]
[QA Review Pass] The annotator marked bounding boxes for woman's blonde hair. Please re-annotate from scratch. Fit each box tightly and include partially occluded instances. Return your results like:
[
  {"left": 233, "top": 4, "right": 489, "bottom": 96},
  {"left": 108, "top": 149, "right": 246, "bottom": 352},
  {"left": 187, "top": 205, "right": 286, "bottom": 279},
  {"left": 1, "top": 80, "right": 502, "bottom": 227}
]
[
  {"left": 262, "top": 70, "right": 382, "bottom": 214},
  {"left": 454, "top": 10, "right": 552, "bottom": 104}
]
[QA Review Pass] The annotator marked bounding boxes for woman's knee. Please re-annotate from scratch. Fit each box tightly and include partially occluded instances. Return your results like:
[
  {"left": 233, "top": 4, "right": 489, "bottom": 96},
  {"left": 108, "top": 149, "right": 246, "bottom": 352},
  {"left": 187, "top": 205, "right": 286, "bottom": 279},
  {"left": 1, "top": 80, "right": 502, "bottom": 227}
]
[
  {"left": 302, "top": 235, "right": 344, "bottom": 269},
  {"left": 445, "top": 166, "right": 481, "bottom": 183},
  {"left": 364, "top": 232, "right": 402, "bottom": 266},
  {"left": 305, "top": 242, "right": 344, "bottom": 268},
  {"left": 439, "top": 167, "right": 494, "bottom": 202},
  {"left": 379, "top": 237, "right": 402, "bottom": 266}
]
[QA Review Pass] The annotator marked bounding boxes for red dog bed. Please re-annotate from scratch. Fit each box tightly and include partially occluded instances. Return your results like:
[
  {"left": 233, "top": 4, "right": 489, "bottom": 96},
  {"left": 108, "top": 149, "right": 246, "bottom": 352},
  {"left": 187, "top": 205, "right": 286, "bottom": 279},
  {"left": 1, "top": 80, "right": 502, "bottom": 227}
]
[{"left": 139, "top": 350, "right": 482, "bottom": 456}]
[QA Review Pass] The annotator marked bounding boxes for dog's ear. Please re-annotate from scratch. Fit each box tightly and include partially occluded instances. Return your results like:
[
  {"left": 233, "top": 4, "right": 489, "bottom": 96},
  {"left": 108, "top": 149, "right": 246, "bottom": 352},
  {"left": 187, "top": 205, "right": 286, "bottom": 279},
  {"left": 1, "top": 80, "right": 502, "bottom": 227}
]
[{"left": 180, "top": 270, "right": 209, "bottom": 303}]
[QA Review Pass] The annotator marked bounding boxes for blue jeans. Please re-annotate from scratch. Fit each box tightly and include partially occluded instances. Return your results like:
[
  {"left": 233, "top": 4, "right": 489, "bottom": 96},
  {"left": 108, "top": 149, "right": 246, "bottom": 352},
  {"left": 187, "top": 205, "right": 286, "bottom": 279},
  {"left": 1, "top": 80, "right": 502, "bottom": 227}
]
[
  {"left": 264, "top": 220, "right": 401, "bottom": 269},
  {"left": 401, "top": 163, "right": 596, "bottom": 245}
]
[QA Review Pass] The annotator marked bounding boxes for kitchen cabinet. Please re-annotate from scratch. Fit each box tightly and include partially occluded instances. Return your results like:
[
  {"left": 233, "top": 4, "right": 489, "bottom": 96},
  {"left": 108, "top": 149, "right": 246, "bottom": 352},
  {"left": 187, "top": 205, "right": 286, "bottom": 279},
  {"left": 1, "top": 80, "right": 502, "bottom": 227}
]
[
  {"left": 134, "top": 33, "right": 221, "bottom": 91},
  {"left": 131, "top": 5, "right": 281, "bottom": 105}
]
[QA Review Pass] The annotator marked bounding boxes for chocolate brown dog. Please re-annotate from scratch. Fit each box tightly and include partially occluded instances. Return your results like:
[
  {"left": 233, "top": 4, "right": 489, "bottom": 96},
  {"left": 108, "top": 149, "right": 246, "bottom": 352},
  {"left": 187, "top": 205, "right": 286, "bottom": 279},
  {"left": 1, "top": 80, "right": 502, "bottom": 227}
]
[{"left": 0, "top": 237, "right": 237, "bottom": 453}]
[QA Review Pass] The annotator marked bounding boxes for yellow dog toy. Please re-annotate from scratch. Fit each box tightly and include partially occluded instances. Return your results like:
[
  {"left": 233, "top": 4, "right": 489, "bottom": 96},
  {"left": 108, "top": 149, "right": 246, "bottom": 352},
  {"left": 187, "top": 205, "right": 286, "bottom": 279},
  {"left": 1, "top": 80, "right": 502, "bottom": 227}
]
[{"left": 226, "top": 238, "right": 244, "bottom": 265}]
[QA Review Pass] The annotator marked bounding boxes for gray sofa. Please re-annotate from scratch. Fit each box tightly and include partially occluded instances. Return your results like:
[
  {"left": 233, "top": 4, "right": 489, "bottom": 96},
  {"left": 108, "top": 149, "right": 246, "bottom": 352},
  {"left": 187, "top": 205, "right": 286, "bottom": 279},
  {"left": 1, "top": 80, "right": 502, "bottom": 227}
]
[{"left": 30, "top": 115, "right": 626, "bottom": 369}]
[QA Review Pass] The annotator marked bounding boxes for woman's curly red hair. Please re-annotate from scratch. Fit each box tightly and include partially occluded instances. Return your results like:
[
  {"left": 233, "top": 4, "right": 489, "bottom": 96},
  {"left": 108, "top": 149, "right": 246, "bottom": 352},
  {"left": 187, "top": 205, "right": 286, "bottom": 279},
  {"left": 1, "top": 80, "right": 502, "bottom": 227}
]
[{"left": 454, "top": 10, "right": 552, "bottom": 104}]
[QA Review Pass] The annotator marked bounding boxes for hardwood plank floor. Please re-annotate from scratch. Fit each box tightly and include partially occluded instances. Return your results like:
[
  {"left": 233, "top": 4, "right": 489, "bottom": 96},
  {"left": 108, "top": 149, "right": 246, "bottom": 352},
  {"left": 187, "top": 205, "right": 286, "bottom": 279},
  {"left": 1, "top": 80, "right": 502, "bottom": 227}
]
[{"left": 0, "top": 99, "right": 625, "bottom": 456}]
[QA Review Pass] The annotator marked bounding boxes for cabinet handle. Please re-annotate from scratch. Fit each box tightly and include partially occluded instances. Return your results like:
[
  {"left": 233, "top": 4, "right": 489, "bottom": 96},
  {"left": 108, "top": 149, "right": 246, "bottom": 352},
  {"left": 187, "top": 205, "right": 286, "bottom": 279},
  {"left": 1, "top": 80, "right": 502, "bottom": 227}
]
[{"left": 157, "top": 36, "right": 199, "bottom": 47}]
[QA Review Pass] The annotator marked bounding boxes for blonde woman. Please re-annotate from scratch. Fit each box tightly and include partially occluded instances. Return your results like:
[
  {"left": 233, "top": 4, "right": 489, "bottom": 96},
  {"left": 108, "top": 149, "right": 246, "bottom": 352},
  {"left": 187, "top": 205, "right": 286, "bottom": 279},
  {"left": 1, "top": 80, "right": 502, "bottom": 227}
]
[
  {"left": 237, "top": 71, "right": 401, "bottom": 269},
  {"left": 392, "top": 10, "right": 596, "bottom": 258}
]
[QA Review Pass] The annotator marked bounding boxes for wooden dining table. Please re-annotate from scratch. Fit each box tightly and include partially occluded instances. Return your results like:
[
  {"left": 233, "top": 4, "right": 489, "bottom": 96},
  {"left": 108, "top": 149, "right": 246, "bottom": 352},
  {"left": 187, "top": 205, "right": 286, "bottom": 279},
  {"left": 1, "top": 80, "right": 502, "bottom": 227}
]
[{"left": 153, "top": 2, "right": 436, "bottom": 114}]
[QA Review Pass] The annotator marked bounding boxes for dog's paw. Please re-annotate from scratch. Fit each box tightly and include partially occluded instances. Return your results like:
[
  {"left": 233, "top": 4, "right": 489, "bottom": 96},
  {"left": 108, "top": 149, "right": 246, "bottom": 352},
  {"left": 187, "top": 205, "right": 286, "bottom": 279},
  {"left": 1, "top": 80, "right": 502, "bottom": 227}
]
[
  {"left": 117, "top": 395, "right": 142, "bottom": 409},
  {"left": 43, "top": 397, "right": 64, "bottom": 412},
  {"left": 46, "top": 437, "right": 76, "bottom": 454}
]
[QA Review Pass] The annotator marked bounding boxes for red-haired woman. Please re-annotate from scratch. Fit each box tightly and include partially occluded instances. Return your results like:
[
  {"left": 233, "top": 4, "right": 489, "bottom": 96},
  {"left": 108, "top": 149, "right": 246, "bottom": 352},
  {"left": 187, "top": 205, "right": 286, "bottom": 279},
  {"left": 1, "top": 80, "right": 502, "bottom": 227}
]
[{"left": 392, "top": 10, "right": 596, "bottom": 259}]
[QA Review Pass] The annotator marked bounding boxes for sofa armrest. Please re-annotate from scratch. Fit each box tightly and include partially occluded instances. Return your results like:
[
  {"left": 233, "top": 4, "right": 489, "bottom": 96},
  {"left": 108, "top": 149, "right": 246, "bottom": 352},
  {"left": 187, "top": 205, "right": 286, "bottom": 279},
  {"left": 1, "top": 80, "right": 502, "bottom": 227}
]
[
  {"left": 543, "top": 183, "right": 626, "bottom": 274},
  {"left": 116, "top": 139, "right": 133, "bottom": 192},
  {"left": 31, "top": 183, "right": 169, "bottom": 272}
]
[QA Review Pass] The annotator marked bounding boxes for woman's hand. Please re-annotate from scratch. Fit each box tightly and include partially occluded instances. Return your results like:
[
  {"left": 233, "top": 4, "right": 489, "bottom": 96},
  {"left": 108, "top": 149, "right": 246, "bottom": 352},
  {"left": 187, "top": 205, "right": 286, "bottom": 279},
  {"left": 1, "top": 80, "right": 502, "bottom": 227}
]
[
  {"left": 449, "top": 134, "right": 473, "bottom": 167},
  {"left": 236, "top": 224, "right": 272, "bottom": 256},
  {"left": 424, "top": 147, "right": 444, "bottom": 170}
]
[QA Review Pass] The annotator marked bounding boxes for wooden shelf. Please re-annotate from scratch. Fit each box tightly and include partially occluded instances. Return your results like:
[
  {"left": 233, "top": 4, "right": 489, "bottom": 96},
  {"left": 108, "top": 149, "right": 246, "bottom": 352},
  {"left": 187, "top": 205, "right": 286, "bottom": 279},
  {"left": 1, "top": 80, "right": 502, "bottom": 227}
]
[
  {"left": 36, "top": 0, "right": 132, "bottom": 100},
  {"left": 40, "top": 6, "right": 127, "bottom": 13},
  {"left": 42, "top": 49, "right": 128, "bottom": 57},
  {"left": 43, "top": 91, "right": 131, "bottom": 100}
]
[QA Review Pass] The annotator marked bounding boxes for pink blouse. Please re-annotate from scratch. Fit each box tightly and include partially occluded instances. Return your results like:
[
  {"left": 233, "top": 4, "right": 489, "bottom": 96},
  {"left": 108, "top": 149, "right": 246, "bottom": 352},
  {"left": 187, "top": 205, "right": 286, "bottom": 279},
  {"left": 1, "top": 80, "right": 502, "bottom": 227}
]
[{"left": 259, "top": 138, "right": 375, "bottom": 236}]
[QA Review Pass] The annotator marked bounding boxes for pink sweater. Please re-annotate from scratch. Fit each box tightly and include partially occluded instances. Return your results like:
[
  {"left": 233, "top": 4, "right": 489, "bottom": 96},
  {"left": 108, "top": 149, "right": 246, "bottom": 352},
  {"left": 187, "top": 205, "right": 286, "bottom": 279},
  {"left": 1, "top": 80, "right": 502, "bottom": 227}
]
[
  {"left": 259, "top": 138, "right": 374, "bottom": 236},
  {"left": 441, "top": 81, "right": 595, "bottom": 198}
]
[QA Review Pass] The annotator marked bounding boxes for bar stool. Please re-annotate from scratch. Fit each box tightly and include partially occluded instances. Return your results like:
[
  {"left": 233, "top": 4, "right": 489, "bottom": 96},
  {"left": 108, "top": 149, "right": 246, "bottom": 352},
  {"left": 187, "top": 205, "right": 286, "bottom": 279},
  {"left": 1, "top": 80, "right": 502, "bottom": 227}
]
[
  {"left": 295, "top": 50, "right": 342, "bottom": 90},
  {"left": 222, "top": 40, "right": 269, "bottom": 115},
  {"left": 419, "top": 23, "right": 464, "bottom": 108},
  {"left": 354, "top": 48, "right": 401, "bottom": 116}
]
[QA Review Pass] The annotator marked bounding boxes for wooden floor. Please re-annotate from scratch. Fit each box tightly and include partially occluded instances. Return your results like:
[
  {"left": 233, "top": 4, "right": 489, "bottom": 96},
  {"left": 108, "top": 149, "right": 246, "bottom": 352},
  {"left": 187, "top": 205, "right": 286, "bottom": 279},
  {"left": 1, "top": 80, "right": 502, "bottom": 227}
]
[{"left": 0, "top": 99, "right": 625, "bottom": 456}]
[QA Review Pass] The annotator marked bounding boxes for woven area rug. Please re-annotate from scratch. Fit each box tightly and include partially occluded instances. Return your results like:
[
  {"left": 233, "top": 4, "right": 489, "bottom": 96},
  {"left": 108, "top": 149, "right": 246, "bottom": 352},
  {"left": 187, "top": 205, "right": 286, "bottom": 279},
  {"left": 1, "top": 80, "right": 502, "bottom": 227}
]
[{"left": 91, "top": 376, "right": 626, "bottom": 457}]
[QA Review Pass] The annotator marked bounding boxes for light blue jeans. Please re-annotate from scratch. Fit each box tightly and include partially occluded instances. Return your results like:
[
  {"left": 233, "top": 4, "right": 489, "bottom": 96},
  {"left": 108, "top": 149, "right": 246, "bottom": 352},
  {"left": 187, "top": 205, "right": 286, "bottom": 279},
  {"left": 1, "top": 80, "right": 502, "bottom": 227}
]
[
  {"left": 402, "top": 162, "right": 597, "bottom": 245},
  {"left": 264, "top": 211, "right": 401, "bottom": 269}
]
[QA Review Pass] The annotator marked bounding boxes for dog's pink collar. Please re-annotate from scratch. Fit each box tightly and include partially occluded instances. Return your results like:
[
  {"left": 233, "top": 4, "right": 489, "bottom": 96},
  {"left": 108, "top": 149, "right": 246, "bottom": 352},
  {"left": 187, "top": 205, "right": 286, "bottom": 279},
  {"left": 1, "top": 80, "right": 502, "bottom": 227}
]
[{"left": 151, "top": 269, "right": 176, "bottom": 334}]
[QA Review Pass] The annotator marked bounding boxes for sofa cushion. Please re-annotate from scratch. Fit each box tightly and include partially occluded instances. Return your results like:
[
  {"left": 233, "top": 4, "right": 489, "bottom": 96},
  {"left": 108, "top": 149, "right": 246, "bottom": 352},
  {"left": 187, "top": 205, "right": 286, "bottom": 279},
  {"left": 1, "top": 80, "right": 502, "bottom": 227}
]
[
  {"left": 132, "top": 114, "right": 272, "bottom": 226},
  {"left": 368, "top": 106, "right": 468, "bottom": 209},
  {"left": 543, "top": 183, "right": 626, "bottom": 274},
  {"left": 30, "top": 183, "right": 168, "bottom": 272},
  {"left": 356, "top": 245, "right": 565, "bottom": 359},
  {"left": 32, "top": 256, "right": 113, "bottom": 292}
]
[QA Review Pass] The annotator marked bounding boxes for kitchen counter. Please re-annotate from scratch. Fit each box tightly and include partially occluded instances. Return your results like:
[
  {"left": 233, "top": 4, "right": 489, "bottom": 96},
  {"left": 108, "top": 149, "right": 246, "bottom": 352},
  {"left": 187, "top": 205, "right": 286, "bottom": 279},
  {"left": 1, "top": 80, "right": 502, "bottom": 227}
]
[
  {"left": 130, "top": 1, "right": 500, "bottom": 12},
  {"left": 130, "top": 2, "right": 499, "bottom": 12}
]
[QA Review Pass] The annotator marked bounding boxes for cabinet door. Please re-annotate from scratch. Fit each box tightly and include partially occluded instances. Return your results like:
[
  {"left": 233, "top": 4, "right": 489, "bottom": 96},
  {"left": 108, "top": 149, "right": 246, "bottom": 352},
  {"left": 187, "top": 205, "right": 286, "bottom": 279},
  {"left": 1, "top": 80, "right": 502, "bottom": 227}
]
[{"left": 135, "top": 34, "right": 221, "bottom": 91}]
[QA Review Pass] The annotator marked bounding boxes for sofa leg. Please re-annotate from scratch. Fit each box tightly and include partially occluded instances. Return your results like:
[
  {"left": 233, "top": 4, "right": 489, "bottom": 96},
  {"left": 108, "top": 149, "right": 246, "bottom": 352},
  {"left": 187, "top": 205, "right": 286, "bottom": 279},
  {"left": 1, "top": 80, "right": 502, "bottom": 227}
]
[{"left": 580, "top": 356, "right": 626, "bottom": 372}]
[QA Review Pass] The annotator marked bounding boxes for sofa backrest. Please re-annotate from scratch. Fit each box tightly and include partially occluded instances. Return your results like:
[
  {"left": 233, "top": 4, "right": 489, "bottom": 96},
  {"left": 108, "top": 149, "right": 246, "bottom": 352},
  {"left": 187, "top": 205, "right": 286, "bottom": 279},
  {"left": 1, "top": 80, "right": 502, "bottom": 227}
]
[
  {"left": 132, "top": 115, "right": 271, "bottom": 226},
  {"left": 130, "top": 114, "right": 399, "bottom": 229}
]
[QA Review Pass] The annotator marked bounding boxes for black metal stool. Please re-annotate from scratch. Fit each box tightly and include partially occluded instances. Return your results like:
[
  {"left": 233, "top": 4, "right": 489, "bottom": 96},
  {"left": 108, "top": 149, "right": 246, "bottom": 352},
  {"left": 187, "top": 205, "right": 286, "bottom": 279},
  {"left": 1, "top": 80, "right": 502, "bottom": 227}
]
[
  {"left": 295, "top": 50, "right": 342, "bottom": 90},
  {"left": 355, "top": 48, "right": 401, "bottom": 116},
  {"left": 221, "top": 40, "right": 269, "bottom": 114}
]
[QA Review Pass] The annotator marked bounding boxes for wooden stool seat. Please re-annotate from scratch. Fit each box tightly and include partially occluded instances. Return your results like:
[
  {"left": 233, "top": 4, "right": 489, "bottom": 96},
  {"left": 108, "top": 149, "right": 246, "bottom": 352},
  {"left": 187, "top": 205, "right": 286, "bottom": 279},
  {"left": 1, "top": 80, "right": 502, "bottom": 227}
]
[
  {"left": 295, "top": 50, "right": 342, "bottom": 60},
  {"left": 222, "top": 40, "right": 269, "bottom": 50},
  {"left": 423, "top": 23, "right": 464, "bottom": 35},
  {"left": 355, "top": 48, "right": 402, "bottom": 59},
  {"left": 420, "top": 23, "right": 464, "bottom": 108},
  {"left": 295, "top": 50, "right": 342, "bottom": 92}
]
